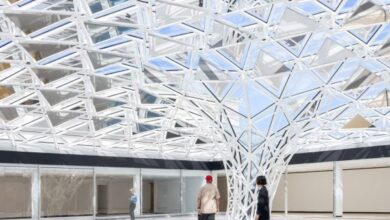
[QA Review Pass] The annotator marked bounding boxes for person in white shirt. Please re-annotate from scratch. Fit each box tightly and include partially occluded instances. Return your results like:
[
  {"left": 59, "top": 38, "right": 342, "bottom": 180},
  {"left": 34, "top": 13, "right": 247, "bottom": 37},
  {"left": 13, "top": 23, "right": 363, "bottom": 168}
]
[
  {"left": 129, "top": 188, "right": 137, "bottom": 220},
  {"left": 197, "top": 175, "right": 220, "bottom": 220}
]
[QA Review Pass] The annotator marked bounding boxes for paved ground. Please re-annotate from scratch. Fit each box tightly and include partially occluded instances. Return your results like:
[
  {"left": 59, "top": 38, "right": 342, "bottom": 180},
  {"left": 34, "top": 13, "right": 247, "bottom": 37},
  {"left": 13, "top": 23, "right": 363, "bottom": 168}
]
[
  {"left": 33, "top": 213, "right": 390, "bottom": 220},
  {"left": 96, "top": 213, "right": 390, "bottom": 220}
]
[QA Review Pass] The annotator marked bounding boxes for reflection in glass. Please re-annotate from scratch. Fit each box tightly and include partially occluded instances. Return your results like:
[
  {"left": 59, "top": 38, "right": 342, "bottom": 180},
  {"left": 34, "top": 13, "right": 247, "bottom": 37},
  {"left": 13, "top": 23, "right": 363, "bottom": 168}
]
[
  {"left": 182, "top": 176, "right": 204, "bottom": 213},
  {"left": 142, "top": 176, "right": 181, "bottom": 214},
  {"left": 0, "top": 168, "right": 32, "bottom": 219},
  {"left": 96, "top": 175, "right": 133, "bottom": 216},
  {"left": 40, "top": 169, "right": 93, "bottom": 217}
]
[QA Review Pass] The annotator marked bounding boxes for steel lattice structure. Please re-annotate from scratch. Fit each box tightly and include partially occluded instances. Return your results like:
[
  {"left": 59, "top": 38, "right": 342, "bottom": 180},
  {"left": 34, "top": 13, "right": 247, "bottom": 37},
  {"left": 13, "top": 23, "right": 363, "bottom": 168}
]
[{"left": 0, "top": 0, "right": 390, "bottom": 219}]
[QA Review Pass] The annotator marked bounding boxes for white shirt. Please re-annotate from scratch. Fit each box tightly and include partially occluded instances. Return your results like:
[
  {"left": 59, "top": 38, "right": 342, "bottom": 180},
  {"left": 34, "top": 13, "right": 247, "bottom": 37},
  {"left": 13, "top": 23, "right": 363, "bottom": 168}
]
[{"left": 197, "top": 183, "right": 221, "bottom": 214}]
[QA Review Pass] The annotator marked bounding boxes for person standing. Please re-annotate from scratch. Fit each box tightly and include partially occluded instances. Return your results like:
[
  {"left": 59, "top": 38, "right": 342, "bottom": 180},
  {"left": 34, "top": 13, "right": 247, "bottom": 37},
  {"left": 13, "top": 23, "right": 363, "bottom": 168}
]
[
  {"left": 255, "top": 176, "right": 270, "bottom": 220},
  {"left": 197, "top": 175, "right": 220, "bottom": 220},
  {"left": 129, "top": 188, "right": 137, "bottom": 220}
]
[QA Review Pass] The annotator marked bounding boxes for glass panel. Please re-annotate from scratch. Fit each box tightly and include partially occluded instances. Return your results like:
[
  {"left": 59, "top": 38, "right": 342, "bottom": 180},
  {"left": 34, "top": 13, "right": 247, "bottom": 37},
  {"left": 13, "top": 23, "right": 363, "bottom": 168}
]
[
  {"left": 182, "top": 176, "right": 204, "bottom": 213},
  {"left": 0, "top": 167, "right": 32, "bottom": 219},
  {"left": 40, "top": 168, "right": 93, "bottom": 218},
  {"left": 217, "top": 175, "right": 228, "bottom": 212},
  {"left": 96, "top": 175, "right": 133, "bottom": 216},
  {"left": 142, "top": 176, "right": 181, "bottom": 214},
  {"left": 89, "top": 1, "right": 103, "bottom": 13}
]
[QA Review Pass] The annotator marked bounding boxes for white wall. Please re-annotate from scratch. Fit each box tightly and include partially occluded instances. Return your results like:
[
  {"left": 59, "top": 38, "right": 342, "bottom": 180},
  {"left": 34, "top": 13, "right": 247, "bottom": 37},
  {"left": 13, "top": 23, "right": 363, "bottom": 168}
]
[
  {"left": 273, "top": 165, "right": 390, "bottom": 214},
  {"left": 344, "top": 167, "right": 390, "bottom": 213},
  {"left": 288, "top": 171, "right": 333, "bottom": 212},
  {"left": 272, "top": 176, "right": 285, "bottom": 212}
]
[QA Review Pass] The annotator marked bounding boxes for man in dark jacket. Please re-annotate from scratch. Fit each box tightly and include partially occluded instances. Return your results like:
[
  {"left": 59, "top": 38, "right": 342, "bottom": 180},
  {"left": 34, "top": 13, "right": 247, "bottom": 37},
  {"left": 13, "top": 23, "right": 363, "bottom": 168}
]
[{"left": 256, "top": 175, "right": 270, "bottom": 220}]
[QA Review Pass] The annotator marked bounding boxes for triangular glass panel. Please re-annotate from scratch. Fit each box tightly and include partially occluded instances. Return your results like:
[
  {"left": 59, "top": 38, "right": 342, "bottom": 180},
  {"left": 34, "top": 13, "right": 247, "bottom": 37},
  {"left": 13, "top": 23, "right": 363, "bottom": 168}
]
[
  {"left": 0, "top": 107, "right": 18, "bottom": 121},
  {"left": 136, "top": 123, "right": 159, "bottom": 134},
  {"left": 311, "top": 38, "right": 354, "bottom": 67},
  {"left": 275, "top": 8, "right": 317, "bottom": 38},
  {"left": 88, "top": 51, "right": 128, "bottom": 69},
  {"left": 342, "top": 114, "right": 374, "bottom": 129},
  {"left": 93, "top": 97, "right": 125, "bottom": 112},
  {"left": 343, "top": 87, "right": 367, "bottom": 100},
  {"left": 0, "top": 62, "right": 11, "bottom": 72},
  {"left": 253, "top": 106, "right": 276, "bottom": 136},
  {"left": 349, "top": 25, "right": 381, "bottom": 43},
  {"left": 255, "top": 52, "right": 291, "bottom": 76},
  {"left": 343, "top": 67, "right": 382, "bottom": 91},
  {"left": 368, "top": 89, "right": 390, "bottom": 108},
  {"left": 91, "top": 76, "right": 113, "bottom": 92},
  {"left": 279, "top": 34, "right": 310, "bottom": 57},
  {"left": 284, "top": 90, "right": 318, "bottom": 121},
  {"left": 166, "top": 131, "right": 181, "bottom": 139},
  {"left": 41, "top": 90, "right": 78, "bottom": 106},
  {"left": 4, "top": 13, "right": 69, "bottom": 35},
  {"left": 139, "top": 90, "right": 158, "bottom": 104},
  {"left": 196, "top": 139, "right": 207, "bottom": 144},
  {"left": 20, "top": 43, "right": 71, "bottom": 62},
  {"left": 0, "top": 86, "right": 15, "bottom": 100},
  {"left": 219, "top": 43, "right": 248, "bottom": 68},
  {"left": 33, "top": 68, "right": 75, "bottom": 84},
  {"left": 318, "top": 0, "right": 343, "bottom": 11},
  {"left": 6, "top": 68, "right": 33, "bottom": 85},
  {"left": 229, "top": 82, "right": 274, "bottom": 117},
  {"left": 93, "top": 117, "right": 121, "bottom": 131},
  {"left": 376, "top": 40, "right": 390, "bottom": 56},
  {"left": 238, "top": 130, "right": 250, "bottom": 152},
  {"left": 256, "top": 74, "right": 289, "bottom": 98},
  {"left": 245, "top": 5, "right": 272, "bottom": 23},
  {"left": 204, "top": 82, "right": 235, "bottom": 102},
  {"left": 269, "top": 109, "right": 289, "bottom": 134},
  {"left": 283, "top": 69, "right": 322, "bottom": 97},
  {"left": 184, "top": 17, "right": 206, "bottom": 32},
  {"left": 318, "top": 94, "right": 351, "bottom": 114},
  {"left": 343, "top": 1, "right": 386, "bottom": 28},
  {"left": 48, "top": 111, "right": 81, "bottom": 126}
]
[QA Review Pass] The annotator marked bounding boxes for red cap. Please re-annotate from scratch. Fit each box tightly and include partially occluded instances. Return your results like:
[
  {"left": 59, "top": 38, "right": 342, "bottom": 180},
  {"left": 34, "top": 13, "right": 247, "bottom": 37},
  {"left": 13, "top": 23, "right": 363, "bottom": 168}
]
[{"left": 205, "top": 175, "right": 213, "bottom": 183}]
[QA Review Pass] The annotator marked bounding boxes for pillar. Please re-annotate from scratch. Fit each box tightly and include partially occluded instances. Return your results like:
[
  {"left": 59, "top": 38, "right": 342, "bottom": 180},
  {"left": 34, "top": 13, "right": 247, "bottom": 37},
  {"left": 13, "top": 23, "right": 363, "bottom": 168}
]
[
  {"left": 93, "top": 168, "right": 96, "bottom": 220},
  {"left": 135, "top": 168, "right": 142, "bottom": 216},
  {"left": 284, "top": 169, "right": 288, "bottom": 217},
  {"left": 31, "top": 166, "right": 40, "bottom": 220},
  {"left": 333, "top": 162, "right": 343, "bottom": 217}
]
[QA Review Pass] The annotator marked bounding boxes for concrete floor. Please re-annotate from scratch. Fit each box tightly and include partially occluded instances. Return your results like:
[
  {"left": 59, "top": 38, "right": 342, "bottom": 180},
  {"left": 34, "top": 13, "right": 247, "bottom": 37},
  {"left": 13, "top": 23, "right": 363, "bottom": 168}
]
[
  {"left": 34, "top": 213, "right": 390, "bottom": 220},
  {"left": 92, "top": 213, "right": 390, "bottom": 220}
]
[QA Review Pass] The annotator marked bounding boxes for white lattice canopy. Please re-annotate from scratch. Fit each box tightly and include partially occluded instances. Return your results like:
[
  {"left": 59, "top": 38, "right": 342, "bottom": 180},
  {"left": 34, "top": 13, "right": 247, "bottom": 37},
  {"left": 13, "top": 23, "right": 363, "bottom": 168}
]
[{"left": 0, "top": 0, "right": 389, "bottom": 219}]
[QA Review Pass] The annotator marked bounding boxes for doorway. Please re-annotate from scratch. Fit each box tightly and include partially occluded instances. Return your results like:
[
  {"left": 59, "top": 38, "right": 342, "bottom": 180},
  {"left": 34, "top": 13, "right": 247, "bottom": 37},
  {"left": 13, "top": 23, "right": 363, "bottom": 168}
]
[
  {"left": 97, "top": 185, "right": 108, "bottom": 215},
  {"left": 142, "top": 176, "right": 181, "bottom": 214},
  {"left": 142, "top": 181, "right": 154, "bottom": 213}
]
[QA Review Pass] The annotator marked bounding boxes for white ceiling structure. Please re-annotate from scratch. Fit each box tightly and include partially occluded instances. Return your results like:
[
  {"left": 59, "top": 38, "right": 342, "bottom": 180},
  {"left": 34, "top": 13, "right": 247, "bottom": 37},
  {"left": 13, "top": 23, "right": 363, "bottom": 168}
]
[
  {"left": 0, "top": 0, "right": 389, "bottom": 164},
  {"left": 0, "top": 0, "right": 390, "bottom": 219}
]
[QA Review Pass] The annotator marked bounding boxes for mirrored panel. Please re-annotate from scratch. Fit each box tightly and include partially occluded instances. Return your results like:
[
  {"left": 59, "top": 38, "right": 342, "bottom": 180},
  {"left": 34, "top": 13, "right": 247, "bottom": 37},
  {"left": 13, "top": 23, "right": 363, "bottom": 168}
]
[
  {"left": 217, "top": 175, "right": 228, "bottom": 212},
  {"left": 142, "top": 175, "right": 181, "bottom": 214},
  {"left": 0, "top": 167, "right": 32, "bottom": 219},
  {"left": 40, "top": 168, "right": 93, "bottom": 218},
  {"left": 96, "top": 175, "right": 133, "bottom": 216},
  {"left": 182, "top": 176, "right": 204, "bottom": 213}
]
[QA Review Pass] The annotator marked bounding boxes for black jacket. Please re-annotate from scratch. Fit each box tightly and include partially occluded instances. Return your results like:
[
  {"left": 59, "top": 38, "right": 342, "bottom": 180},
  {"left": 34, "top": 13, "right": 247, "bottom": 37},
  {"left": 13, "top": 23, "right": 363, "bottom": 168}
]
[{"left": 256, "top": 186, "right": 270, "bottom": 220}]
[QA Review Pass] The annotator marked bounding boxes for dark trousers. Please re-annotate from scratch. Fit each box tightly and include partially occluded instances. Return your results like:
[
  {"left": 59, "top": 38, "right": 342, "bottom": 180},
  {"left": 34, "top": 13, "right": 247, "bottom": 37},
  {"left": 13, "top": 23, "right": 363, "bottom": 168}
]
[
  {"left": 200, "top": 213, "right": 215, "bottom": 220},
  {"left": 129, "top": 203, "right": 136, "bottom": 220},
  {"left": 199, "top": 0, "right": 203, "bottom": 7}
]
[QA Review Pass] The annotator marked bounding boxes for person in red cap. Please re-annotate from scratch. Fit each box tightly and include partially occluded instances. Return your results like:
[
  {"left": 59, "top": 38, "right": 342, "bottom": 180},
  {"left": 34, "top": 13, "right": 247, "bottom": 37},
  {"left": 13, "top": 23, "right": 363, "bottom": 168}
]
[{"left": 197, "top": 175, "right": 220, "bottom": 220}]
